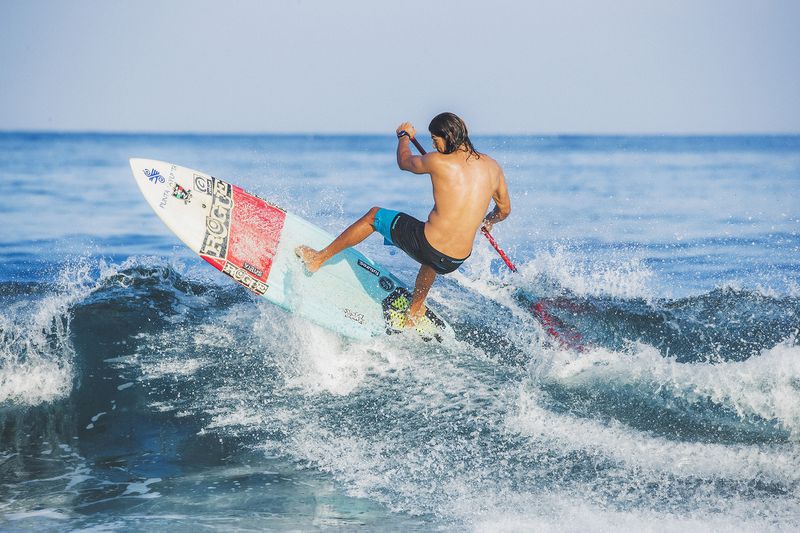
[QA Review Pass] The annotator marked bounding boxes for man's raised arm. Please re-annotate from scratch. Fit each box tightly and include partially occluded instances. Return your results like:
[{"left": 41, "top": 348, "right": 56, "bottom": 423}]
[{"left": 396, "top": 122, "right": 430, "bottom": 175}]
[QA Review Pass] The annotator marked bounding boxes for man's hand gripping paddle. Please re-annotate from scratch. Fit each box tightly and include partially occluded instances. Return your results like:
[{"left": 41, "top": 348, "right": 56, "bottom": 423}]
[{"left": 402, "top": 131, "right": 584, "bottom": 351}]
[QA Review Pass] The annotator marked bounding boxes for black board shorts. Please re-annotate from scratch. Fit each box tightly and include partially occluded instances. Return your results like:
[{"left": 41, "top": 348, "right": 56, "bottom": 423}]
[{"left": 388, "top": 212, "right": 469, "bottom": 275}]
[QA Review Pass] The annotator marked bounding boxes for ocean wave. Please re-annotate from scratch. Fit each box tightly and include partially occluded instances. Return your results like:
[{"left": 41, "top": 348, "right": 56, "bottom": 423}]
[
  {"left": 0, "top": 257, "right": 244, "bottom": 406},
  {"left": 2, "top": 255, "right": 799, "bottom": 529}
]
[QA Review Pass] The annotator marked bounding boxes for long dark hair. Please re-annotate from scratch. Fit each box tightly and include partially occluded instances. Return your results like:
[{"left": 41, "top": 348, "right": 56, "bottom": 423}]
[{"left": 428, "top": 112, "right": 480, "bottom": 159}]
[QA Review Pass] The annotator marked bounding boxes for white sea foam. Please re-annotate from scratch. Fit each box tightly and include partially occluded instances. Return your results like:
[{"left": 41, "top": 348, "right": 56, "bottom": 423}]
[
  {"left": 272, "top": 392, "right": 800, "bottom": 529},
  {"left": 279, "top": 320, "right": 413, "bottom": 396},
  {"left": 4, "top": 509, "right": 71, "bottom": 521},
  {"left": 453, "top": 243, "right": 654, "bottom": 309},
  {"left": 466, "top": 493, "right": 796, "bottom": 533},
  {"left": 509, "top": 382, "right": 800, "bottom": 484},
  {"left": 0, "top": 262, "right": 97, "bottom": 405},
  {"left": 139, "top": 357, "right": 206, "bottom": 380},
  {"left": 786, "top": 278, "right": 800, "bottom": 298},
  {"left": 527, "top": 335, "right": 800, "bottom": 440},
  {"left": 121, "top": 477, "right": 161, "bottom": 496},
  {"left": 520, "top": 246, "right": 654, "bottom": 300}
]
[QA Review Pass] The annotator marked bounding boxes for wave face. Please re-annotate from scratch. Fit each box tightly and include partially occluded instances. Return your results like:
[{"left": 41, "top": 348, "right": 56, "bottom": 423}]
[
  {"left": 1, "top": 258, "right": 798, "bottom": 530},
  {"left": 1, "top": 133, "right": 799, "bottom": 530}
]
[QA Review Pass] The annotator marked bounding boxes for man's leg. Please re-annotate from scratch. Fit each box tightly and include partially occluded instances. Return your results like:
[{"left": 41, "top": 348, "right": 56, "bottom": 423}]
[
  {"left": 296, "top": 207, "right": 380, "bottom": 272},
  {"left": 406, "top": 264, "right": 437, "bottom": 326}
]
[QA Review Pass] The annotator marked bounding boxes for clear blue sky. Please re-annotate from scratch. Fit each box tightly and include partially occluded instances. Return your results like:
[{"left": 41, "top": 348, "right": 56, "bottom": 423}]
[{"left": 1, "top": 0, "right": 798, "bottom": 134}]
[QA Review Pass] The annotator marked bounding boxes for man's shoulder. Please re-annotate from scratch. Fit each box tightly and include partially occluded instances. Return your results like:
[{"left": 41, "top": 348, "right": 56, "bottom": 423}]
[
  {"left": 478, "top": 152, "right": 498, "bottom": 165},
  {"left": 430, "top": 151, "right": 500, "bottom": 173},
  {"left": 474, "top": 152, "right": 502, "bottom": 175},
  {"left": 423, "top": 151, "right": 451, "bottom": 170}
]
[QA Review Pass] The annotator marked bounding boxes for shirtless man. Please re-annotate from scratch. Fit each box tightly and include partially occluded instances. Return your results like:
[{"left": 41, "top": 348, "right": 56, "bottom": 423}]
[{"left": 296, "top": 112, "right": 511, "bottom": 325}]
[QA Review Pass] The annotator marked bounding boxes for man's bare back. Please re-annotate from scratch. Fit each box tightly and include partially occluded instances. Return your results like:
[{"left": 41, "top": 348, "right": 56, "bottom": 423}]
[{"left": 398, "top": 132, "right": 509, "bottom": 259}]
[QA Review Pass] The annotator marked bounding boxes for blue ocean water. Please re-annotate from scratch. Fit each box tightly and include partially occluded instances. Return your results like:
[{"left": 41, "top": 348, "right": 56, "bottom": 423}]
[{"left": 1, "top": 132, "right": 799, "bottom": 531}]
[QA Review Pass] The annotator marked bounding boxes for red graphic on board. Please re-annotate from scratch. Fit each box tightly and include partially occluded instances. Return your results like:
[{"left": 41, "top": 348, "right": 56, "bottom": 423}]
[{"left": 223, "top": 186, "right": 286, "bottom": 283}]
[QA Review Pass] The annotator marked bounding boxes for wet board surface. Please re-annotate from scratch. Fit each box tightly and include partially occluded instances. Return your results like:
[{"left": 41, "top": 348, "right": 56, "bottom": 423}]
[{"left": 129, "top": 158, "right": 453, "bottom": 341}]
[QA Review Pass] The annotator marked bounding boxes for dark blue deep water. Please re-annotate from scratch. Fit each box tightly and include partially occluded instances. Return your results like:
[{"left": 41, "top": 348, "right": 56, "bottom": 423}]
[{"left": 1, "top": 133, "right": 799, "bottom": 531}]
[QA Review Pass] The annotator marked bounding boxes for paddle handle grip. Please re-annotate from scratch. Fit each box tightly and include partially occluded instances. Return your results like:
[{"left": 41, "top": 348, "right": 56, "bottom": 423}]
[{"left": 398, "top": 130, "right": 427, "bottom": 155}]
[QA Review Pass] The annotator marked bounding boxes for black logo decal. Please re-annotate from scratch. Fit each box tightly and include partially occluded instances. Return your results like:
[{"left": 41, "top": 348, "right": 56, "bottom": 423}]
[
  {"left": 222, "top": 262, "right": 268, "bottom": 295},
  {"left": 357, "top": 259, "right": 380, "bottom": 277},
  {"left": 343, "top": 308, "right": 365, "bottom": 324},
  {"left": 199, "top": 178, "right": 233, "bottom": 260},
  {"left": 379, "top": 276, "right": 394, "bottom": 291},
  {"left": 193, "top": 174, "right": 213, "bottom": 195},
  {"left": 242, "top": 262, "right": 264, "bottom": 278}
]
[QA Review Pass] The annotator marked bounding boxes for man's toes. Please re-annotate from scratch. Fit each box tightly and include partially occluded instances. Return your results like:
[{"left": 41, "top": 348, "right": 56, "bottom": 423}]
[
  {"left": 295, "top": 246, "right": 321, "bottom": 273},
  {"left": 295, "top": 245, "right": 311, "bottom": 261}
]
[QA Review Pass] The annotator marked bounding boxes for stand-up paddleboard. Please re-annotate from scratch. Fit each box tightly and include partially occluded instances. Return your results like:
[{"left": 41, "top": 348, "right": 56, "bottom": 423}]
[{"left": 129, "top": 158, "right": 453, "bottom": 341}]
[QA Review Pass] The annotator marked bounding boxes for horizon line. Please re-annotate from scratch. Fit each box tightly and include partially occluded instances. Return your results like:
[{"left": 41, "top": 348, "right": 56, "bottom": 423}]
[{"left": 1, "top": 129, "right": 799, "bottom": 137}]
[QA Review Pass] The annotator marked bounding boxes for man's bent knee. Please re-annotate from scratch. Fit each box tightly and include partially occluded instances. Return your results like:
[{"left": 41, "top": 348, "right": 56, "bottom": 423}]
[{"left": 365, "top": 206, "right": 381, "bottom": 225}]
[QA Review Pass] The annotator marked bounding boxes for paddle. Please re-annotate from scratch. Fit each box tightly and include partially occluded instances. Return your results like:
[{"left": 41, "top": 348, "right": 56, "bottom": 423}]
[{"left": 403, "top": 133, "right": 517, "bottom": 272}]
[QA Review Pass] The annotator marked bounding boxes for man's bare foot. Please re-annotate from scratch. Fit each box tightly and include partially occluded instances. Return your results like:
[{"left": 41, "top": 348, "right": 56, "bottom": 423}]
[
  {"left": 404, "top": 304, "right": 427, "bottom": 328},
  {"left": 295, "top": 245, "right": 325, "bottom": 273}
]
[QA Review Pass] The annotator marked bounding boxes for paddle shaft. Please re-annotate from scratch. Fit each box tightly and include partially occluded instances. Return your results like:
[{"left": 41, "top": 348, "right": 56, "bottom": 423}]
[
  {"left": 408, "top": 136, "right": 427, "bottom": 156},
  {"left": 402, "top": 133, "right": 518, "bottom": 273},
  {"left": 480, "top": 227, "right": 518, "bottom": 273}
]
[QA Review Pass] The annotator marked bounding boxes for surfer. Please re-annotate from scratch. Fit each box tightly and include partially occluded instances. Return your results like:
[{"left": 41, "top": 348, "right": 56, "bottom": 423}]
[{"left": 297, "top": 112, "right": 510, "bottom": 325}]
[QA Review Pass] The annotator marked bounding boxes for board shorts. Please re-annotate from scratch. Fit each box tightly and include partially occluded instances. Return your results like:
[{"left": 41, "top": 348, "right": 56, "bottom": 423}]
[{"left": 373, "top": 208, "right": 469, "bottom": 275}]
